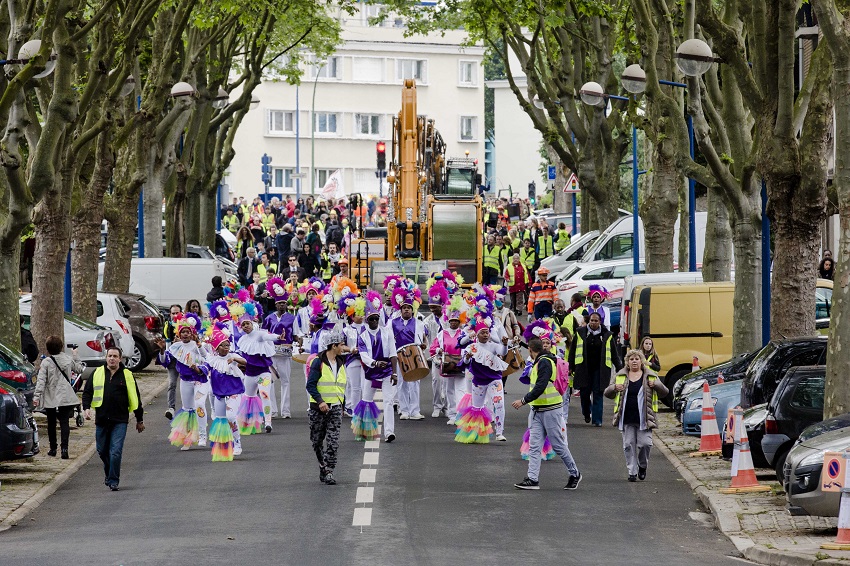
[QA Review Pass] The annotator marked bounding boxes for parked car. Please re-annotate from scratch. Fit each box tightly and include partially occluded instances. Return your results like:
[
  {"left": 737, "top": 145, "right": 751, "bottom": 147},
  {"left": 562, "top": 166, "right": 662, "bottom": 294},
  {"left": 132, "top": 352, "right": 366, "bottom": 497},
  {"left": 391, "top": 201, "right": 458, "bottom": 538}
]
[
  {"left": 104, "top": 292, "right": 165, "bottom": 372},
  {"left": 19, "top": 295, "right": 133, "bottom": 368},
  {"left": 721, "top": 403, "right": 770, "bottom": 469},
  {"left": 18, "top": 304, "right": 115, "bottom": 379},
  {"left": 785, "top": 419, "right": 850, "bottom": 517},
  {"left": 761, "top": 366, "right": 825, "bottom": 482},
  {"left": 619, "top": 271, "right": 705, "bottom": 348},
  {"left": 681, "top": 380, "right": 743, "bottom": 438},
  {"left": 673, "top": 350, "right": 760, "bottom": 419},
  {"left": 539, "top": 230, "right": 599, "bottom": 277},
  {"left": 555, "top": 259, "right": 645, "bottom": 303},
  {"left": 0, "top": 340, "right": 37, "bottom": 408},
  {"left": 0, "top": 385, "right": 36, "bottom": 461},
  {"left": 740, "top": 337, "right": 827, "bottom": 408}
]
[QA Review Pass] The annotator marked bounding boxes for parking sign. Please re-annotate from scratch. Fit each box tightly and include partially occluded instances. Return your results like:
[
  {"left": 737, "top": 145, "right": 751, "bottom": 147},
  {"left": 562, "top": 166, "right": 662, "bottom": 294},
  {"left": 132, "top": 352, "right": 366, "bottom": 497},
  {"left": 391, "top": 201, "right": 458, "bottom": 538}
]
[
  {"left": 822, "top": 452, "right": 846, "bottom": 492},
  {"left": 548, "top": 165, "right": 556, "bottom": 180}
]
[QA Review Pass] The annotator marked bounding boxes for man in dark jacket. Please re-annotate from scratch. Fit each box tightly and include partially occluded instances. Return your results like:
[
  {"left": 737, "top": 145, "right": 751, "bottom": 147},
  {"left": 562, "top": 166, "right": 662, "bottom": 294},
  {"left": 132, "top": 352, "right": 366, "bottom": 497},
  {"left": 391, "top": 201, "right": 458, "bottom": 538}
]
[
  {"left": 276, "top": 224, "right": 294, "bottom": 262},
  {"left": 206, "top": 276, "right": 225, "bottom": 303},
  {"left": 569, "top": 312, "right": 623, "bottom": 427},
  {"left": 237, "top": 247, "right": 260, "bottom": 286},
  {"left": 82, "top": 348, "right": 145, "bottom": 491}
]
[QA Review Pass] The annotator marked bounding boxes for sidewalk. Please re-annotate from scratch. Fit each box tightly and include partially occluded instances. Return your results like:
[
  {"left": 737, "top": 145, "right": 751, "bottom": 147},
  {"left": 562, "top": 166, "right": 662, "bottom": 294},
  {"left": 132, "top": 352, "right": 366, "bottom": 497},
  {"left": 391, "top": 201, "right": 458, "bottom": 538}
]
[
  {"left": 0, "top": 367, "right": 168, "bottom": 532},
  {"left": 655, "top": 412, "right": 849, "bottom": 566}
]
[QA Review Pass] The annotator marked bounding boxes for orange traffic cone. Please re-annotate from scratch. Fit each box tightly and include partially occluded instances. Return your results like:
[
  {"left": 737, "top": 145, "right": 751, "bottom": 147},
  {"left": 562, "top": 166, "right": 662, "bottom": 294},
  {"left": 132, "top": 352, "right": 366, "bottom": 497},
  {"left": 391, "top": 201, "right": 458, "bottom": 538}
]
[
  {"left": 719, "top": 407, "right": 771, "bottom": 494},
  {"left": 717, "top": 372, "right": 725, "bottom": 384},
  {"left": 692, "top": 356, "right": 700, "bottom": 373},
  {"left": 822, "top": 452, "right": 850, "bottom": 550},
  {"left": 690, "top": 382, "right": 722, "bottom": 456}
]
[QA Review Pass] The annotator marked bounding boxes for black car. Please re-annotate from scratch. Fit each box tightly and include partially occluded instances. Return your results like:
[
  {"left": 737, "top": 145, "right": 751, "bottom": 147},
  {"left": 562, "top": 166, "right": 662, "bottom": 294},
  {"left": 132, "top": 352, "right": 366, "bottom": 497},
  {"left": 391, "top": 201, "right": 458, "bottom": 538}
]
[
  {"left": 761, "top": 365, "right": 825, "bottom": 481},
  {"left": 0, "top": 339, "right": 36, "bottom": 408},
  {"left": 673, "top": 350, "right": 759, "bottom": 419},
  {"left": 739, "top": 337, "right": 827, "bottom": 409},
  {"left": 0, "top": 385, "right": 36, "bottom": 461}
]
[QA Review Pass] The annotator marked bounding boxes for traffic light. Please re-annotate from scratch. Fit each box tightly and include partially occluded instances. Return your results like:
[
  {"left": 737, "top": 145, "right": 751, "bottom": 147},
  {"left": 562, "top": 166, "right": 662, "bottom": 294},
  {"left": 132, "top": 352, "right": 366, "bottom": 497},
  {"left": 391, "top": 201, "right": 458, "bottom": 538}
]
[
  {"left": 376, "top": 141, "right": 386, "bottom": 171},
  {"left": 261, "top": 153, "right": 272, "bottom": 185},
  {"left": 528, "top": 181, "right": 536, "bottom": 206}
]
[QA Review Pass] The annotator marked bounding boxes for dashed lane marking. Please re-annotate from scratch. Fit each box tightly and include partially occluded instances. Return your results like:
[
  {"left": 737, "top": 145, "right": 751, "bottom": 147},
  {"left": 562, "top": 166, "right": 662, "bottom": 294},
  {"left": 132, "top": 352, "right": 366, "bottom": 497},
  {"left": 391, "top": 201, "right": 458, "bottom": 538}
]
[
  {"left": 352, "top": 507, "right": 372, "bottom": 526},
  {"left": 363, "top": 452, "right": 380, "bottom": 466},
  {"left": 356, "top": 487, "right": 374, "bottom": 504}
]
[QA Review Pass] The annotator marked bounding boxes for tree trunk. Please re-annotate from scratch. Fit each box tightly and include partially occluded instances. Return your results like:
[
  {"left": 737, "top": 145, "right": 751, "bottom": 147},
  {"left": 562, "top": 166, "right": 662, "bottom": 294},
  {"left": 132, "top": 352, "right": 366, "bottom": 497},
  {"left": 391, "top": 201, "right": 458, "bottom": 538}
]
[
  {"left": 677, "top": 179, "right": 689, "bottom": 270},
  {"left": 142, "top": 145, "right": 164, "bottom": 258},
  {"left": 166, "top": 166, "right": 187, "bottom": 258},
  {"left": 184, "top": 190, "right": 201, "bottom": 245},
  {"left": 730, "top": 212, "right": 762, "bottom": 354},
  {"left": 702, "top": 187, "right": 733, "bottom": 281},
  {"left": 31, "top": 193, "right": 71, "bottom": 351},
  {"left": 198, "top": 188, "right": 217, "bottom": 249},
  {"left": 641, "top": 149, "right": 679, "bottom": 273},
  {"left": 0, "top": 238, "right": 23, "bottom": 348},
  {"left": 581, "top": 188, "right": 595, "bottom": 232}
]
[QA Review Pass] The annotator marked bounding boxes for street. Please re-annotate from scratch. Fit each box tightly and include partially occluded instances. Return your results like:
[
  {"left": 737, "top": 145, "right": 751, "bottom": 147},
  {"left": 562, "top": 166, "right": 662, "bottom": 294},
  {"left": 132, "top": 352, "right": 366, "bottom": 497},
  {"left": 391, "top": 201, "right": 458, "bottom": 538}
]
[{"left": 1, "top": 379, "right": 741, "bottom": 565}]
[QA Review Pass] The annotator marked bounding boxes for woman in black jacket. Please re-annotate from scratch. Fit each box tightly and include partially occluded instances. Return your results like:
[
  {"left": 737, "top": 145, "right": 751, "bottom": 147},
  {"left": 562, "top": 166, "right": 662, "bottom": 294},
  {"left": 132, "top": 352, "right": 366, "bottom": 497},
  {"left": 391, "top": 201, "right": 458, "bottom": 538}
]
[
  {"left": 297, "top": 243, "right": 321, "bottom": 277},
  {"left": 568, "top": 312, "right": 623, "bottom": 426}
]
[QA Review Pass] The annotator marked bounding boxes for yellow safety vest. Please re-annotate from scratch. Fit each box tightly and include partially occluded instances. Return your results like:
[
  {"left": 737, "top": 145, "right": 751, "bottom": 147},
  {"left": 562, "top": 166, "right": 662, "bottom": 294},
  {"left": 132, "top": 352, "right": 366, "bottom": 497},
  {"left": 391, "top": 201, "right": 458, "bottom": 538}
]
[
  {"left": 529, "top": 356, "right": 562, "bottom": 406},
  {"left": 262, "top": 213, "right": 276, "bottom": 231},
  {"left": 611, "top": 373, "right": 660, "bottom": 415},
  {"left": 504, "top": 264, "right": 529, "bottom": 287},
  {"left": 537, "top": 235, "right": 554, "bottom": 259},
  {"left": 223, "top": 215, "right": 239, "bottom": 234},
  {"left": 554, "top": 229, "right": 571, "bottom": 252},
  {"left": 520, "top": 248, "right": 536, "bottom": 271},
  {"left": 309, "top": 361, "right": 347, "bottom": 405},
  {"left": 483, "top": 245, "right": 501, "bottom": 271},
  {"left": 257, "top": 263, "right": 277, "bottom": 282},
  {"left": 91, "top": 366, "right": 139, "bottom": 412},
  {"left": 574, "top": 332, "right": 612, "bottom": 368},
  {"left": 321, "top": 253, "right": 332, "bottom": 280}
]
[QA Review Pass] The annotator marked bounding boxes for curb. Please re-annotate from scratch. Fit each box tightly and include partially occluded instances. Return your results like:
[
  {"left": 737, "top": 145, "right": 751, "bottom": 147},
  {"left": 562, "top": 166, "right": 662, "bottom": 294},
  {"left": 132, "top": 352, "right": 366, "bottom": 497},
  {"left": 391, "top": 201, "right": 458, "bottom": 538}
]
[{"left": 0, "top": 379, "right": 168, "bottom": 533}]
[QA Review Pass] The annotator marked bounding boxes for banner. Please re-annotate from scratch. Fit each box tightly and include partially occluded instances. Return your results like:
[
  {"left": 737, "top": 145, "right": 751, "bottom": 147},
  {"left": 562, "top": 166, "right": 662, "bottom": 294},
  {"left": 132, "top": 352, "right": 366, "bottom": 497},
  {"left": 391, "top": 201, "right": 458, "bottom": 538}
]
[{"left": 321, "top": 169, "right": 345, "bottom": 200}]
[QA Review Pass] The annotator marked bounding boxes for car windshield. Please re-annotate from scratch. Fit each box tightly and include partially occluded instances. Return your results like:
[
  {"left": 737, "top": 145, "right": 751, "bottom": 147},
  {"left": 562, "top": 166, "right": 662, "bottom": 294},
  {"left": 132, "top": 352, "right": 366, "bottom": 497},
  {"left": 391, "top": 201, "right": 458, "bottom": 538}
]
[
  {"left": 64, "top": 311, "right": 107, "bottom": 330},
  {"left": 0, "top": 340, "right": 34, "bottom": 373},
  {"left": 745, "top": 342, "right": 776, "bottom": 383},
  {"left": 799, "top": 416, "right": 850, "bottom": 443},
  {"left": 557, "top": 265, "right": 582, "bottom": 282}
]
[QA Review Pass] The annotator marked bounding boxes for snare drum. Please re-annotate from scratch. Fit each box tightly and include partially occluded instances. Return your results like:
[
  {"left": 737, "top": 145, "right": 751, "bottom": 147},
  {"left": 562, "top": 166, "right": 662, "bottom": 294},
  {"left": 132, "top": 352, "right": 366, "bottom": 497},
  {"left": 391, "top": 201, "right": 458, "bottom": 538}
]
[
  {"left": 440, "top": 354, "right": 462, "bottom": 376},
  {"left": 291, "top": 352, "right": 310, "bottom": 365},
  {"left": 397, "top": 344, "right": 430, "bottom": 382},
  {"left": 501, "top": 347, "right": 523, "bottom": 377}
]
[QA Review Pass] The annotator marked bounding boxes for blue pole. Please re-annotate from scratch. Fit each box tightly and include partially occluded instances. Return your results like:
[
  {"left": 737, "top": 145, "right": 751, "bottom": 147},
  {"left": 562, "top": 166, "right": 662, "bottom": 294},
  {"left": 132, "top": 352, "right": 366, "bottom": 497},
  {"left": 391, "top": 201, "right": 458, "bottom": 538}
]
[
  {"left": 686, "top": 115, "right": 697, "bottom": 272},
  {"left": 295, "top": 86, "right": 301, "bottom": 201},
  {"left": 137, "top": 188, "right": 145, "bottom": 258},
  {"left": 64, "top": 249, "right": 72, "bottom": 312},
  {"left": 632, "top": 126, "right": 640, "bottom": 275},
  {"left": 761, "top": 180, "right": 771, "bottom": 345},
  {"left": 571, "top": 194, "right": 577, "bottom": 236},
  {"left": 216, "top": 183, "right": 222, "bottom": 232}
]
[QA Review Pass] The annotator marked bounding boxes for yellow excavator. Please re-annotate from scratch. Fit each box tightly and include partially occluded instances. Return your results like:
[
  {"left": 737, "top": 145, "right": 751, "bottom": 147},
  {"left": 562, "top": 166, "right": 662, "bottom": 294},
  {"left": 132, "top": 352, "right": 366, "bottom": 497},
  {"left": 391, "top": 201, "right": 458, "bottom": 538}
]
[{"left": 350, "top": 80, "right": 483, "bottom": 289}]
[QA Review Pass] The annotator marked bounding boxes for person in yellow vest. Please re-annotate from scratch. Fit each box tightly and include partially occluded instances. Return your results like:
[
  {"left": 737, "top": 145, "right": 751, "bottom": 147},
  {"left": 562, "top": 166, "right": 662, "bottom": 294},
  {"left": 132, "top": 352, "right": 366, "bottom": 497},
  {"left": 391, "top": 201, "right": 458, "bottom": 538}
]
[
  {"left": 223, "top": 209, "right": 239, "bottom": 234},
  {"left": 519, "top": 239, "right": 537, "bottom": 274},
  {"left": 82, "top": 347, "right": 145, "bottom": 491},
  {"left": 512, "top": 337, "right": 582, "bottom": 490},
  {"left": 482, "top": 234, "right": 502, "bottom": 285},
  {"left": 305, "top": 330, "right": 348, "bottom": 485},
  {"left": 257, "top": 253, "right": 277, "bottom": 283},
  {"left": 604, "top": 349, "right": 668, "bottom": 482},
  {"left": 554, "top": 222, "right": 571, "bottom": 252},
  {"left": 262, "top": 210, "right": 276, "bottom": 232},
  {"left": 536, "top": 223, "right": 554, "bottom": 261},
  {"left": 569, "top": 311, "right": 623, "bottom": 427},
  {"left": 504, "top": 253, "right": 530, "bottom": 316}
]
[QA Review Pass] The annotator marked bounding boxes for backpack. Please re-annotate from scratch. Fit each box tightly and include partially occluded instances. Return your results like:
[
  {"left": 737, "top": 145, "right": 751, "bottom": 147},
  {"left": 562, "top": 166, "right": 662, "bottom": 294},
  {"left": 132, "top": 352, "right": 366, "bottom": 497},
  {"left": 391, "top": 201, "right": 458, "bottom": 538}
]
[{"left": 554, "top": 358, "right": 570, "bottom": 395}]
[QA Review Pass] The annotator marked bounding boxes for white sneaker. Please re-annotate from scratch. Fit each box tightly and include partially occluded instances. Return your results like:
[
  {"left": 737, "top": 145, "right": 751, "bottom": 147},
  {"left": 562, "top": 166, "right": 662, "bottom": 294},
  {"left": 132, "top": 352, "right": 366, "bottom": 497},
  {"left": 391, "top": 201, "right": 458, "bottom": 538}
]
[
  {"left": 282, "top": 414, "right": 291, "bottom": 419},
  {"left": 496, "top": 434, "right": 507, "bottom": 442},
  {"left": 180, "top": 445, "right": 191, "bottom": 451},
  {"left": 446, "top": 418, "right": 456, "bottom": 425},
  {"left": 399, "top": 413, "right": 410, "bottom": 420},
  {"left": 198, "top": 439, "right": 207, "bottom": 447},
  {"left": 410, "top": 413, "right": 425, "bottom": 420},
  {"left": 431, "top": 409, "right": 441, "bottom": 418},
  {"left": 233, "top": 441, "right": 242, "bottom": 456}
]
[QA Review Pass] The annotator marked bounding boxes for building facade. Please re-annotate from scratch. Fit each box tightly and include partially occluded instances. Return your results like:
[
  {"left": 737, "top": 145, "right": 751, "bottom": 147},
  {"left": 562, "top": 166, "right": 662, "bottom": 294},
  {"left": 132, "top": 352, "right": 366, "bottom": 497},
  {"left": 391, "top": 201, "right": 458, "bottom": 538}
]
[{"left": 227, "top": 7, "right": 485, "bottom": 201}]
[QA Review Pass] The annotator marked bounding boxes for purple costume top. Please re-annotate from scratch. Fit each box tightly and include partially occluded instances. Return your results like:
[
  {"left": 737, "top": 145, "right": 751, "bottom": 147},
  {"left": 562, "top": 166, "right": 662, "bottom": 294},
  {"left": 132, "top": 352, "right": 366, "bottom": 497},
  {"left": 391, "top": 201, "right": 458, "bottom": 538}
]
[
  {"left": 236, "top": 327, "right": 276, "bottom": 377},
  {"left": 460, "top": 341, "right": 508, "bottom": 387},
  {"left": 358, "top": 328, "right": 395, "bottom": 386},
  {"left": 309, "top": 322, "right": 337, "bottom": 355},
  {"left": 392, "top": 317, "right": 416, "bottom": 348},
  {"left": 159, "top": 342, "right": 207, "bottom": 383},
  {"left": 262, "top": 312, "right": 296, "bottom": 345},
  {"left": 205, "top": 354, "right": 246, "bottom": 398}
]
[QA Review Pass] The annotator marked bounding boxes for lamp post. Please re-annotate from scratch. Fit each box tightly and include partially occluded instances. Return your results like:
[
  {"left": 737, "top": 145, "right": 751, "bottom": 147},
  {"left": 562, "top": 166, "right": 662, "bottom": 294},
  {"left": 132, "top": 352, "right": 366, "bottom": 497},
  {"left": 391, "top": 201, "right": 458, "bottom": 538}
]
[
  {"left": 296, "top": 85, "right": 301, "bottom": 200},
  {"left": 310, "top": 72, "right": 320, "bottom": 199}
]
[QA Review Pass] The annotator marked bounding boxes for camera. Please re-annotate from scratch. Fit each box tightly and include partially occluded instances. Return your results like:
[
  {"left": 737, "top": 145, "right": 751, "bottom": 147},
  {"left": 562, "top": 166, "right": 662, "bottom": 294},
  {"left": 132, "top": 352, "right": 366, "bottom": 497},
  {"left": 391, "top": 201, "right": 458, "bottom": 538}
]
[{"left": 67, "top": 344, "right": 78, "bottom": 350}]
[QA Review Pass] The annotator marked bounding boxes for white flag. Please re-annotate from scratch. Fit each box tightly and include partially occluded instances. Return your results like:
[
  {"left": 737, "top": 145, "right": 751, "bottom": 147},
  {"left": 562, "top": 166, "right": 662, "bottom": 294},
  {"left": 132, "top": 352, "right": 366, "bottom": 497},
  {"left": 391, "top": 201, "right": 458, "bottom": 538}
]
[{"left": 321, "top": 169, "right": 345, "bottom": 200}]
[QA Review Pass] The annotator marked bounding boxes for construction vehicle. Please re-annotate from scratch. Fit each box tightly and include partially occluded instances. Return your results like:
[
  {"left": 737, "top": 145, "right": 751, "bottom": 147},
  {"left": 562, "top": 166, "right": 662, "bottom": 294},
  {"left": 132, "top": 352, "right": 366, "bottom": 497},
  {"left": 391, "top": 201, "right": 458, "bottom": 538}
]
[{"left": 349, "top": 80, "right": 483, "bottom": 289}]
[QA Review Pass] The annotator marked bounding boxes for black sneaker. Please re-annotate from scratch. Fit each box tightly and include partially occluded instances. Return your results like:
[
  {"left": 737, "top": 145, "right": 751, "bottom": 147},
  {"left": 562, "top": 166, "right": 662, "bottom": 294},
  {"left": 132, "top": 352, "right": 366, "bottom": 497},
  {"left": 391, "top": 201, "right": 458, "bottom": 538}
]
[
  {"left": 319, "top": 468, "right": 328, "bottom": 483},
  {"left": 265, "top": 425, "right": 272, "bottom": 433},
  {"left": 385, "top": 433, "right": 395, "bottom": 443},
  {"left": 165, "top": 408, "right": 174, "bottom": 420},
  {"left": 324, "top": 472, "right": 336, "bottom": 485},
  {"left": 628, "top": 475, "right": 637, "bottom": 482},
  {"left": 514, "top": 477, "right": 540, "bottom": 490},
  {"left": 584, "top": 415, "right": 591, "bottom": 424},
  {"left": 109, "top": 484, "right": 120, "bottom": 491},
  {"left": 564, "top": 473, "right": 582, "bottom": 490},
  {"left": 638, "top": 467, "right": 647, "bottom": 481}
]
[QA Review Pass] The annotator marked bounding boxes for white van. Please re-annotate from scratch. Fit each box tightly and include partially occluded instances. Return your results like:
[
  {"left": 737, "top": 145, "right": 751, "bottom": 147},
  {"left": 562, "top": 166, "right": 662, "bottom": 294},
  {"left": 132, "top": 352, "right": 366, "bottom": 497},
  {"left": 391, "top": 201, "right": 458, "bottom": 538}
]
[
  {"left": 539, "top": 230, "right": 600, "bottom": 276},
  {"left": 98, "top": 258, "right": 234, "bottom": 311},
  {"left": 619, "top": 272, "right": 704, "bottom": 348}
]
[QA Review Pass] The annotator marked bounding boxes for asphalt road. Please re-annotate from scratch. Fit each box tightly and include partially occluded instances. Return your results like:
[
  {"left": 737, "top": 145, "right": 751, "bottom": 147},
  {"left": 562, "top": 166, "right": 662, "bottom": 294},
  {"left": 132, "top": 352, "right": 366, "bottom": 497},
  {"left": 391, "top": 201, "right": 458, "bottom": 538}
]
[{"left": 1, "top": 375, "right": 742, "bottom": 565}]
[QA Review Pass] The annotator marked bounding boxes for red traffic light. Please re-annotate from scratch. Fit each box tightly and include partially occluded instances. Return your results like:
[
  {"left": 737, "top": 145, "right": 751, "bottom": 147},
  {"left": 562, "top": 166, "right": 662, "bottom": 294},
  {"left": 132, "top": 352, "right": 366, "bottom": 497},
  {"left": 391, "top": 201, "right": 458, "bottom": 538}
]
[{"left": 376, "top": 142, "right": 386, "bottom": 153}]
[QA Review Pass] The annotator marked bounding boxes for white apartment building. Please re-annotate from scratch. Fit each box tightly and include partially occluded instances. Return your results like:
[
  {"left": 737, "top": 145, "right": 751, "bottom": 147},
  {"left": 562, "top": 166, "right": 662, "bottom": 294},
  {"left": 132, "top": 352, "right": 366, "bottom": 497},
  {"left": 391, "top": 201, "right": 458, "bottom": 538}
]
[{"left": 227, "top": 6, "right": 485, "bottom": 200}]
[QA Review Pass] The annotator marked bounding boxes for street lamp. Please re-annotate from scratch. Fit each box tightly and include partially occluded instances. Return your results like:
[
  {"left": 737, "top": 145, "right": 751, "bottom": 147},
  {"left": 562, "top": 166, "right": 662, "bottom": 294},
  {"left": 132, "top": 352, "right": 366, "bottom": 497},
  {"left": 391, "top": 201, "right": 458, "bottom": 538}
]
[
  {"left": 212, "top": 87, "right": 229, "bottom": 109},
  {"left": 170, "top": 81, "right": 197, "bottom": 98},
  {"left": 18, "top": 39, "right": 56, "bottom": 78},
  {"left": 676, "top": 39, "right": 715, "bottom": 77},
  {"left": 621, "top": 64, "right": 647, "bottom": 94},
  {"left": 119, "top": 75, "right": 136, "bottom": 98},
  {"left": 578, "top": 81, "right": 606, "bottom": 107},
  {"left": 250, "top": 94, "right": 260, "bottom": 109}
]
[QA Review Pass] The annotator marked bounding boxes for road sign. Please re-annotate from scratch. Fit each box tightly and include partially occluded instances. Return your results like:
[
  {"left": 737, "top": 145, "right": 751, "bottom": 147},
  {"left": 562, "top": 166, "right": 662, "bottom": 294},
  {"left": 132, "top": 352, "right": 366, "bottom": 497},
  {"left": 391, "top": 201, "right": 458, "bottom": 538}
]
[
  {"left": 548, "top": 165, "right": 556, "bottom": 180},
  {"left": 822, "top": 452, "right": 846, "bottom": 492},
  {"left": 563, "top": 172, "right": 580, "bottom": 193},
  {"left": 290, "top": 172, "right": 306, "bottom": 179},
  {"left": 724, "top": 408, "right": 736, "bottom": 445}
]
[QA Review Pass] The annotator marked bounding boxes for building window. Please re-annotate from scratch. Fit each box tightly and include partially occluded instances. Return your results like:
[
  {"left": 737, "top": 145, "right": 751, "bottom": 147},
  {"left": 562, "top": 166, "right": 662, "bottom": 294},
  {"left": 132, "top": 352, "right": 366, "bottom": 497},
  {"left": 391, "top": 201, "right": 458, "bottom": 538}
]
[
  {"left": 397, "top": 59, "right": 427, "bottom": 82},
  {"left": 353, "top": 57, "right": 385, "bottom": 82},
  {"left": 355, "top": 168, "right": 378, "bottom": 193},
  {"left": 460, "top": 116, "right": 478, "bottom": 141},
  {"left": 273, "top": 168, "right": 295, "bottom": 189},
  {"left": 313, "top": 112, "right": 339, "bottom": 134},
  {"left": 309, "top": 57, "right": 340, "bottom": 79},
  {"left": 355, "top": 113, "right": 381, "bottom": 136},
  {"left": 268, "top": 110, "right": 294, "bottom": 134},
  {"left": 458, "top": 61, "right": 477, "bottom": 86},
  {"left": 315, "top": 168, "right": 335, "bottom": 189}
]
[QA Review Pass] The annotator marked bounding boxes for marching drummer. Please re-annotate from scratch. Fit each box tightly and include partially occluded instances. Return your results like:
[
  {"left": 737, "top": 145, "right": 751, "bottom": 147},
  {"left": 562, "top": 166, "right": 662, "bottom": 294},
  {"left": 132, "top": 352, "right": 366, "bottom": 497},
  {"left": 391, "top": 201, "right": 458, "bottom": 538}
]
[
  {"left": 261, "top": 278, "right": 296, "bottom": 419},
  {"left": 390, "top": 288, "right": 427, "bottom": 421},
  {"left": 429, "top": 295, "right": 467, "bottom": 426},
  {"left": 424, "top": 282, "right": 450, "bottom": 419}
]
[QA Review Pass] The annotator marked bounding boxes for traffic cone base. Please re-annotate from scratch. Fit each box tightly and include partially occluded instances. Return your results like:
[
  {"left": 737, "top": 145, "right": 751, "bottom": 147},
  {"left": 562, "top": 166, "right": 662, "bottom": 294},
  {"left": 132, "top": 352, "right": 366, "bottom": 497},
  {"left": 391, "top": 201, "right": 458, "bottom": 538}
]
[
  {"left": 819, "top": 542, "right": 850, "bottom": 550},
  {"left": 718, "top": 485, "right": 772, "bottom": 494},
  {"left": 722, "top": 411, "right": 772, "bottom": 493},
  {"left": 690, "top": 382, "right": 723, "bottom": 455}
]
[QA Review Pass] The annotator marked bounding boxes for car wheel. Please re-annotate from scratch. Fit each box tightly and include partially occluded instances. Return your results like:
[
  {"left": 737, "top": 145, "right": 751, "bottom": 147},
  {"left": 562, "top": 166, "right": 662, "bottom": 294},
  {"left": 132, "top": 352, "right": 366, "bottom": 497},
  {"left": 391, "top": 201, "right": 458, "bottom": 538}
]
[
  {"left": 662, "top": 368, "right": 690, "bottom": 408},
  {"left": 774, "top": 448, "right": 790, "bottom": 484},
  {"left": 126, "top": 337, "right": 150, "bottom": 372}
]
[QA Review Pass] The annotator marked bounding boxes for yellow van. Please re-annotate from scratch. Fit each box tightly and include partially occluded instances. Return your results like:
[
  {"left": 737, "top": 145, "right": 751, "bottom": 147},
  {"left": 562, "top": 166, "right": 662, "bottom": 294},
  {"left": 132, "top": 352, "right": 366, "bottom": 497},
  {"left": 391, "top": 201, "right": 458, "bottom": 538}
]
[{"left": 629, "top": 279, "right": 834, "bottom": 405}]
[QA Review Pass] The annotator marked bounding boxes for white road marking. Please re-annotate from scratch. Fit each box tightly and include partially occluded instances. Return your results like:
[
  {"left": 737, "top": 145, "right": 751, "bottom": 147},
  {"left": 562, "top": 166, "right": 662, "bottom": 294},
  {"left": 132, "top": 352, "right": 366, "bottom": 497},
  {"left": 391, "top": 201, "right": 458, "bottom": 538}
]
[
  {"left": 363, "top": 452, "right": 379, "bottom": 466},
  {"left": 364, "top": 440, "right": 380, "bottom": 450},
  {"left": 352, "top": 507, "right": 372, "bottom": 526},
  {"left": 359, "top": 468, "right": 377, "bottom": 483},
  {"left": 356, "top": 487, "right": 374, "bottom": 504}
]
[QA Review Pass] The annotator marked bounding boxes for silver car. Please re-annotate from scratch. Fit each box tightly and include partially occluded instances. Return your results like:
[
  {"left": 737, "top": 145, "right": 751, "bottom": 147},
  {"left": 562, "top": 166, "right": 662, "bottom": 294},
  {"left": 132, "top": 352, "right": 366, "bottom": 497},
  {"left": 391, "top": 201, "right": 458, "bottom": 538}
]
[
  {"left": 538, "top": 230, "right": 599, "bottom": 278},
  {"left": 785, "top": 421, "right": 850, "bottom": 517}
]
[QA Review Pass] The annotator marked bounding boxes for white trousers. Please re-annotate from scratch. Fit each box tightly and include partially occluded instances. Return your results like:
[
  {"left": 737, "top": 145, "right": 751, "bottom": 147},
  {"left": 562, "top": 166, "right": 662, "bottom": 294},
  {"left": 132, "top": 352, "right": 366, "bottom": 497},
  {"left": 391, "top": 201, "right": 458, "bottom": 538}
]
[
  {"left": 474, "top": 381, "right": 505, "bottom": 436},
  {"left": 398, "top": 379, "right": 421, "bottom": 416},
  {"left": 431, "top": 364, "right": 447, "bottom": 412},
  {"left": 269, "top": 355, "right": 292, "bottom": 417},
  {"left": 256, "top": 372, "right": 273, "bottom": 428},
  {"left": 445, "top": 376, "right": 463, "bottom": 419},
  {"left": 213, "top": 395, "right": 241, "bottom": 449},
  {"left": 344, "top": 363, "right": 363, "bottom": 413},
  {"left": 179, "top": 379, "right": 207, "bottom": 444},
  {"left": 361, "top": 378, "right": 395, "bottom": 437}
]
